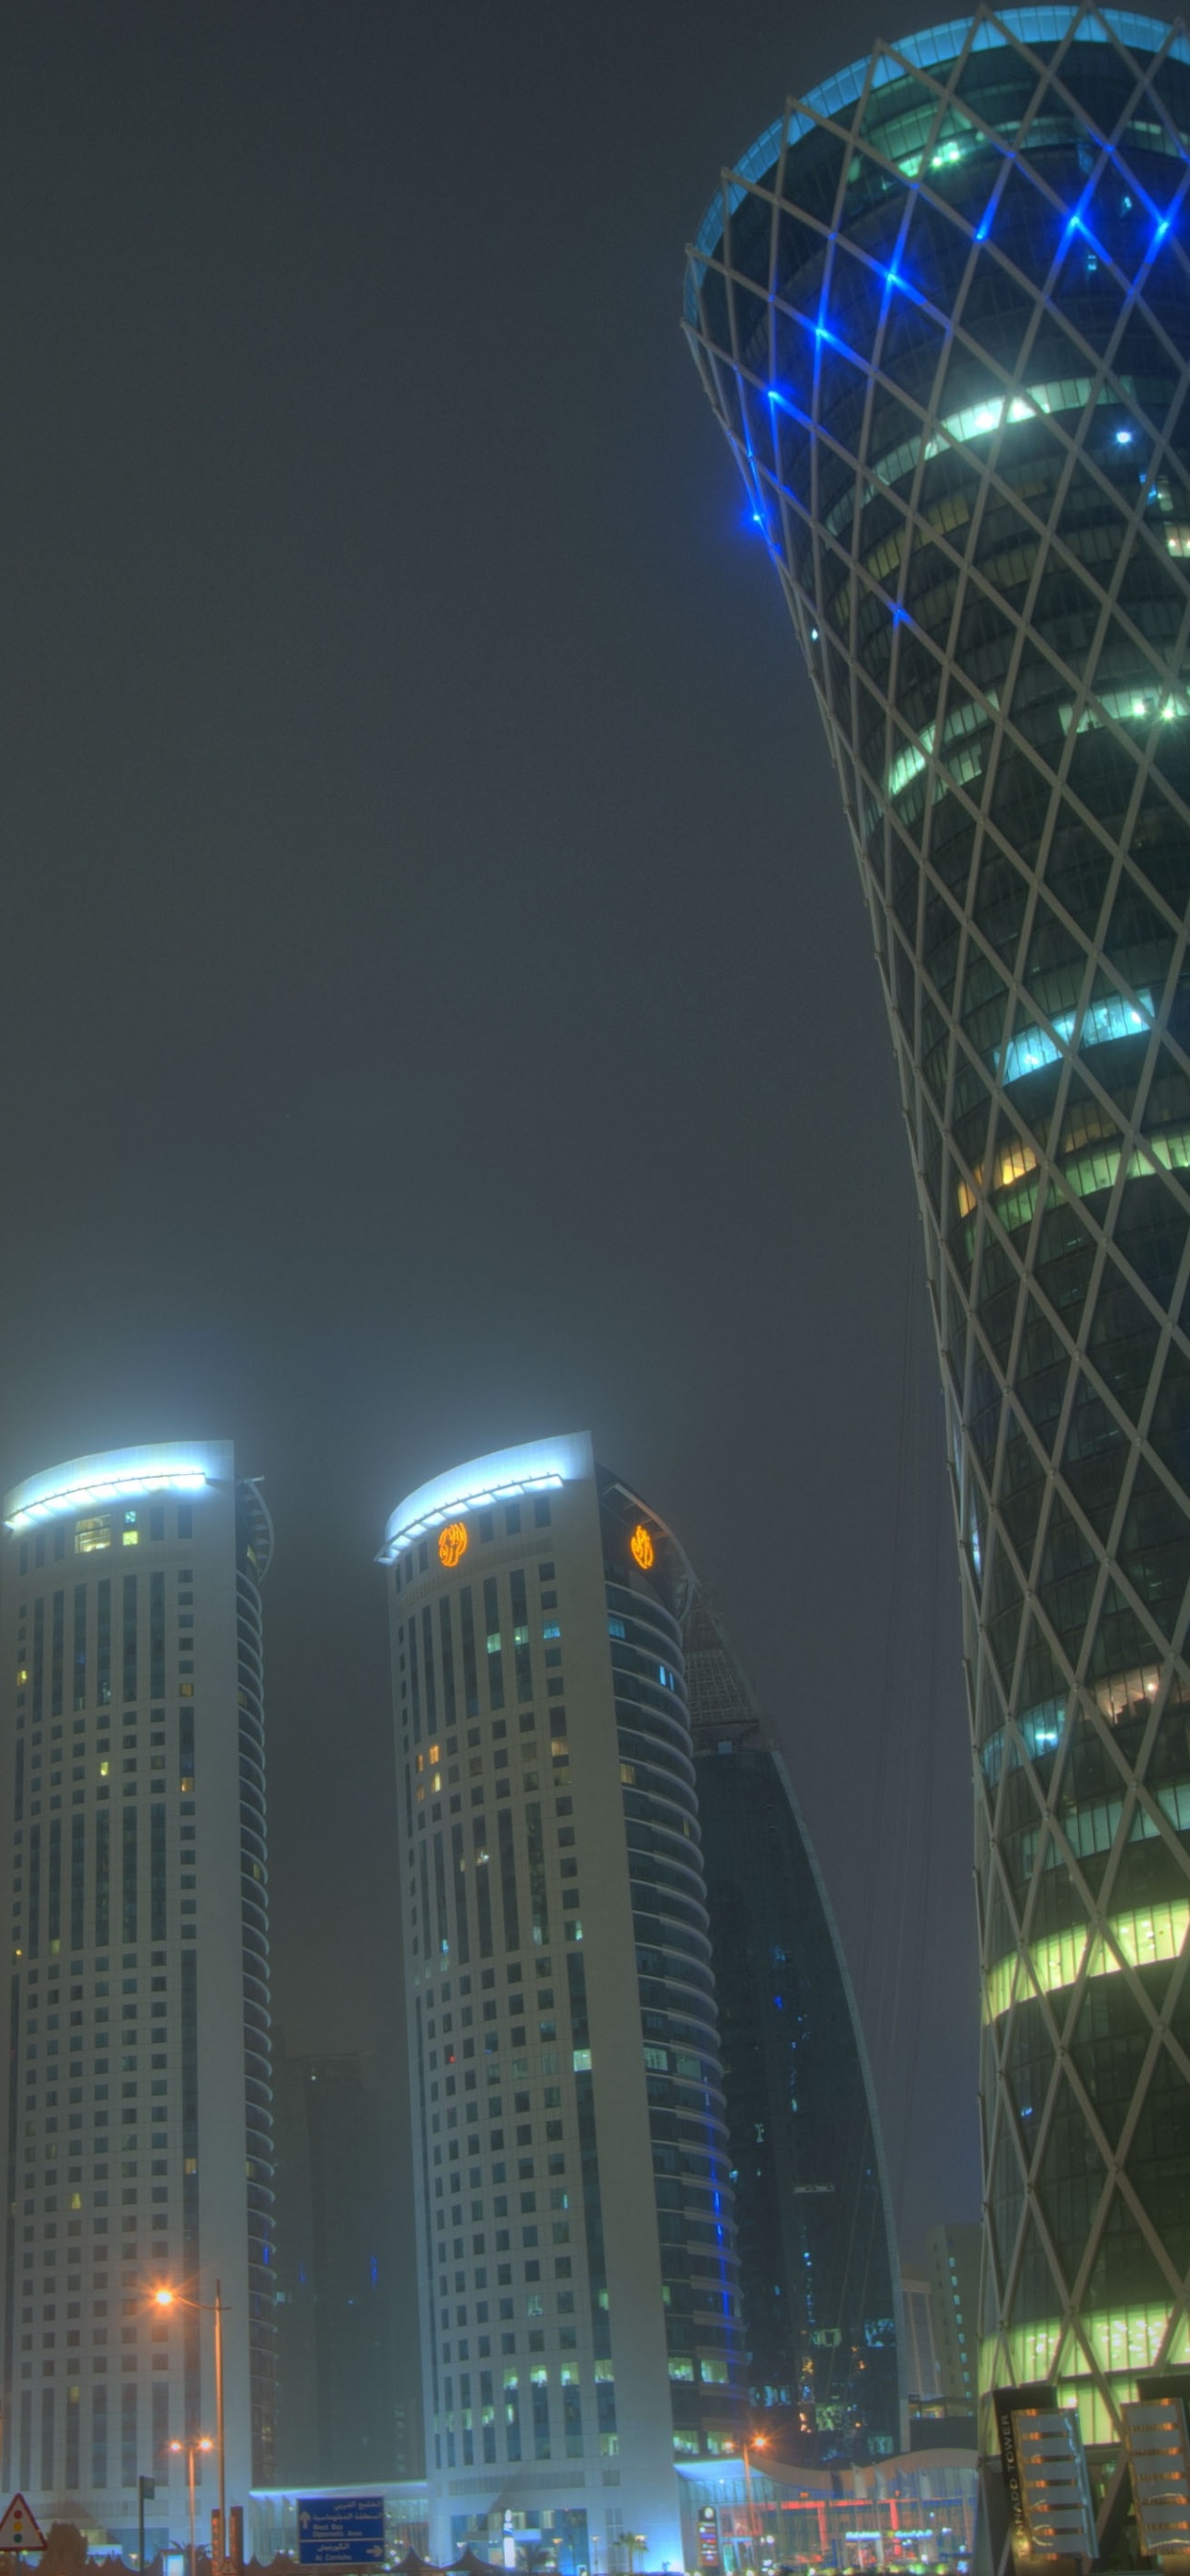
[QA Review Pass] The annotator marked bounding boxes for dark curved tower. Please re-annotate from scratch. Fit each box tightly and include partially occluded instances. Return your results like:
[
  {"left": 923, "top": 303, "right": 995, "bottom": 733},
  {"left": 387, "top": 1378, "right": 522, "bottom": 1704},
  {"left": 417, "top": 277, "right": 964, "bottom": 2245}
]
[
  {"left": 686, "top": 4, "right": 1190, "bottom": 2450},
  {"left": 684, "top": 1589, "right": 903, "bottom": 2463}
]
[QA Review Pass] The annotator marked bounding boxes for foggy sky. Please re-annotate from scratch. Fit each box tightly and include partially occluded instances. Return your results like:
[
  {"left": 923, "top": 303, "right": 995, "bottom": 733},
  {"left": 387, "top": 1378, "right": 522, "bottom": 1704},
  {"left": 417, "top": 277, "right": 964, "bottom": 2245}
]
[{"left": 0, "top": 0, "right": 980, "bottom": 2266}]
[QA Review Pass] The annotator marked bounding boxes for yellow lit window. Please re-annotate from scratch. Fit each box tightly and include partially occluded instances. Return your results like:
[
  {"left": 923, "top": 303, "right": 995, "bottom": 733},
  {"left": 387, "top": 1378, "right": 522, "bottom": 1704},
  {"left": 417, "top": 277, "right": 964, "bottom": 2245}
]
[
  {"left": 994, "top": 1137, "right": 1038, "bottom": 1189},
  {"left": 76, "top": 1516, "right": 111, "bottom": 1554},
  {"left": 122, "top": 1529, "right": 139, "bottom": 1547},
  {"left": 98, "top": 1760, "right": 109, "bottom": 1780},
  {"left": 428, "top": 1743, "right": 440, "bottom": 1763},
  {"left": 620, "top": 1760, "right": 635, "bottom": 1784},
  {"left": 431, "top": 1770, "right": 442, "bottom": 1792}
]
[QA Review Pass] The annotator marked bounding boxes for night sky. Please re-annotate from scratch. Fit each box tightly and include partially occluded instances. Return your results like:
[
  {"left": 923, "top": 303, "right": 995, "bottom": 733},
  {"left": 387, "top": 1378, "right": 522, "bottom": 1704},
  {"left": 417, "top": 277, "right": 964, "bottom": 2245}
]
[{"left": 0, "top": 1, "right": 980, "bottom": 2283}]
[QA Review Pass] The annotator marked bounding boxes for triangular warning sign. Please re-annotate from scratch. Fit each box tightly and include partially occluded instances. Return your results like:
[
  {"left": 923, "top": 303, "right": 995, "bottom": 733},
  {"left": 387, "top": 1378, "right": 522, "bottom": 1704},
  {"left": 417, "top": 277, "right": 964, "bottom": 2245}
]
[{"left": 0, "top": 2496, "right": 47, "bottom": 2553}]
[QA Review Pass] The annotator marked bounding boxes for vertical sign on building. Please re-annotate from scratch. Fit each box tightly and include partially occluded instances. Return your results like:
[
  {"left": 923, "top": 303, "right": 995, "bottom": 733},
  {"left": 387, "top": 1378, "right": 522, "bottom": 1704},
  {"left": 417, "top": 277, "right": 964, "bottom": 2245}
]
[
  {"left": 696, "top": 2509, "right": 721, "bottom": 2572},
  {"left": 993, "top": 2385, "right": 1056, "bottom": 2568}
]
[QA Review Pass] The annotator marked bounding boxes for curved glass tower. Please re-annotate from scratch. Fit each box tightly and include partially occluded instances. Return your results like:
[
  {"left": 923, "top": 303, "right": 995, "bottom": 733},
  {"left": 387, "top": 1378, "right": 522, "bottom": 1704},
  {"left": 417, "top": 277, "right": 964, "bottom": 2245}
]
[
  {"left": 683, "top": 1588, "right": 903, "bottom": 2463},
  {"left": 686, "top": 4, "right": 1190, "bottom": 2451}
]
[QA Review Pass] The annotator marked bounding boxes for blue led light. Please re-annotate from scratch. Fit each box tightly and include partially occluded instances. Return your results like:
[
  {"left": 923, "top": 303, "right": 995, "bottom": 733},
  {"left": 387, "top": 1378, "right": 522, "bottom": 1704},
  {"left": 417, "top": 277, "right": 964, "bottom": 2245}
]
[
  {"left": 1115, "top": 427, "right": 1134, "bottom": 444},
  {"left": 974, "top": 207, "right": 994, "bottom": 241},
  {"left": 890, "top": 601, "right": 910, "bottom": 624}
]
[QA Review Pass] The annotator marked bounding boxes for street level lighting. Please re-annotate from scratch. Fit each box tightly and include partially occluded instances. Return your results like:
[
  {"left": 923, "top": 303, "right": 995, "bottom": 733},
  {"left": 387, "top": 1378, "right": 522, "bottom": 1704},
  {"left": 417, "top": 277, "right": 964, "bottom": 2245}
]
[
  {"left": 154, "top": 2280, "right": 226, "bottom": 2568},
  {"left": 725, "top": 2435, "right": 768, "bottom": 2574},
  {"left": 171, "top": 2435, "right": 214, "bottom": 2576}
]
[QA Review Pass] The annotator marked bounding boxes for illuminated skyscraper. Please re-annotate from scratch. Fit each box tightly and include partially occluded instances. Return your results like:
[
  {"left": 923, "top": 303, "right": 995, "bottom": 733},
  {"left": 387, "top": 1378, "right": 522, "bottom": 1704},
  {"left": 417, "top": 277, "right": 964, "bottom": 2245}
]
[
  {"left": 683, "top": 1589, "right": 903, "bottom": 2461},
  {"left": 686, "top": 4, "right": 1190, "bottom": 2453},
  {"left": 0, "top": 1444, "right": 274, "bottom": 2545},
  {"left": 379, "top": 1435, "right": 744, "bottom": 2570}
]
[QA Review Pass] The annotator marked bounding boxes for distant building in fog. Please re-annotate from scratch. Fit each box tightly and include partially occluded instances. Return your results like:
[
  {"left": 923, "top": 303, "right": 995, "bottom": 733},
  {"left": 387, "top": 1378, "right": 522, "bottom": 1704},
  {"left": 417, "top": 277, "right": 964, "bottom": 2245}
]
[
  {"left": 927, "top": 2225, "right": 980, "bottom": 2422},
  {"left": 272, "top": 2044, "right": 404, "bottom": 2483},
  {"left": 683, "top": 1587, "right": 904, "bottom": 2463},
  {"left": 901, "top": 2278, "right": 941, "bottom": 2411},
  {"left": 271, "top": 2045, "right": 319, "bottom": 2481}
]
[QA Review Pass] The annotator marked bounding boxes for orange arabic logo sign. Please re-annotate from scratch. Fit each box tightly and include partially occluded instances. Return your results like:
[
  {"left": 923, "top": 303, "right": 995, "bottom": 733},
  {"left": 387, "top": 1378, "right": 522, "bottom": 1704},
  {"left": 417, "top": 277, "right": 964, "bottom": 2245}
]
[
  {"left": 629, "top": 1523, "right": 654, "bottom": 1570},
  {"left": 439, "top": 1521, "right": 469, "bottom": 1569}
]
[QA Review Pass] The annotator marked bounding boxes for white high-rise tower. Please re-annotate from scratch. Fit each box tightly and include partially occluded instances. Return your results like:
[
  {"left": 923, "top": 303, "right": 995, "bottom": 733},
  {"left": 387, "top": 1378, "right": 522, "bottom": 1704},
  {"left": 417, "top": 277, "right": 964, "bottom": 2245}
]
[
  {"left": 0, "top": 1442, "right": 275, "bottom": 2549},
  {"left": 379, "top": 1433, "right": 745, "bottom": 2572}
]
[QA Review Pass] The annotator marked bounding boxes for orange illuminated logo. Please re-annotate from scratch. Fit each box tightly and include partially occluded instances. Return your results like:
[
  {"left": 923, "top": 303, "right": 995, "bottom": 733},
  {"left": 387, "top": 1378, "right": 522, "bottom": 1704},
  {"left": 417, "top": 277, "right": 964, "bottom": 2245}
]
[
  {"left": 629, "top": 1524, "right": 654, "bottom": 1570},
  {"left": 439, "top": 1522, "right": 469, "bottom": 1569}
]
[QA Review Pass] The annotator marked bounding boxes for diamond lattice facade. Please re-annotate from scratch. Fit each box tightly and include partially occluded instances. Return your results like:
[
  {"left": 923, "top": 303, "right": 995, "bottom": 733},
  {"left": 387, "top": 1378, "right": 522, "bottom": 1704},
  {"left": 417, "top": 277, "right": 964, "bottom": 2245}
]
[{"left": 685, "top": 3, "right": 1190, "bottom": 2451}]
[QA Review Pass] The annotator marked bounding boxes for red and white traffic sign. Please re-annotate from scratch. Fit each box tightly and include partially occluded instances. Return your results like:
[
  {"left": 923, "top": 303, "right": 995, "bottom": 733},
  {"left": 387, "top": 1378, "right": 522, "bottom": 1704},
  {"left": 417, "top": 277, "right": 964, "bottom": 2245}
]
[{"left": 0, "top": 2497, "right": 47, "bottom": 2554}]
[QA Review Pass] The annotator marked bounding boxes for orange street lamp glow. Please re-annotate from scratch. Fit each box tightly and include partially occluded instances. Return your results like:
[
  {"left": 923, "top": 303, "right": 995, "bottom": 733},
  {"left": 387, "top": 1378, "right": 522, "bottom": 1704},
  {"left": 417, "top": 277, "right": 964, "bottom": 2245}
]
[
  {"left": 156, "top": 2280, "right": 227, "bottom": 2570},
  {"left": 172, "top": 2435, "right": 214, "bottom": 2576},
  {"left": 629, "top": 1524, "right": 654, "bottom": 1569},
  {"left": 439, "top": 1521, "right": 469, "bottom": 1569}
]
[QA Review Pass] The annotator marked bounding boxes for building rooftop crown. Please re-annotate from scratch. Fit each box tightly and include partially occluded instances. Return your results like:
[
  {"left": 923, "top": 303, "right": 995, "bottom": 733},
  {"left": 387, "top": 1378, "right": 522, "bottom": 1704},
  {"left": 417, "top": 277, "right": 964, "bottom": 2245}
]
[{"left": 686, "top": 2, "right": 1190, "bottom": 318}]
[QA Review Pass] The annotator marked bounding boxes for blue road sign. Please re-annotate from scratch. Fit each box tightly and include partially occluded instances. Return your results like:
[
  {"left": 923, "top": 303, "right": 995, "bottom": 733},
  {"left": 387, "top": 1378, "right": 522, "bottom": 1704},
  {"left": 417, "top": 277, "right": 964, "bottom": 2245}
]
[{"left": 297, "top": 2498, "right": 386, "bottom": 2567}]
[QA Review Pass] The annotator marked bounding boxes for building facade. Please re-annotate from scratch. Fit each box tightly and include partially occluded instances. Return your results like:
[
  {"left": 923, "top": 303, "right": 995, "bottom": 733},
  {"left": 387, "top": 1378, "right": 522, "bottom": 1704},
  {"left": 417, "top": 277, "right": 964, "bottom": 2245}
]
[
  {"left": 927, "top": 2223, "right": 981, "bottom": 2419},
  {"left": 685, "top": 4, "right": 1190, "bottom": 2451},
  {"left": 272, "top": 2047, "right": 404, "bottom": 2485},
  {"left": 380, "top": 1434, "right": 745, "bottom": 2570},
  {"left": 682, "top": 1588, "right": 903, "bottom": 2462},
  {"left": 0, "top": 1443, "right": 275, "bottom": 2546},
  {"left": 902, "top": 2277, "right": 943, "bottom": 2413}
]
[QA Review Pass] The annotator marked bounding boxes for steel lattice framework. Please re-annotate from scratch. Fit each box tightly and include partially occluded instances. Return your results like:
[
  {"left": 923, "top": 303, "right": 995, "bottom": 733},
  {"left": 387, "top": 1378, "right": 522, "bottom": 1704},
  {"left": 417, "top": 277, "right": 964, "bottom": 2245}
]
[{"left": 685, "top": 3, "right": 1190, "bottom": 2450}]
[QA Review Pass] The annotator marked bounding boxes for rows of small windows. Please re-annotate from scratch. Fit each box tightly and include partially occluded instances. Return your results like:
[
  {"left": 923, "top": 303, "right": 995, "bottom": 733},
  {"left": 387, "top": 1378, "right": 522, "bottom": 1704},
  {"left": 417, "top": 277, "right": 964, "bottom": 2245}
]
[
  {"left": 17, "top": 1951, "right": 182, "bottom": 2178},
  {"left": 11, "top": 2376, "right": 195, "bottom": 2498},
  {"left": 13, "top": 1711, "right": 198, "bottom": 1828},
  {"left": 15, "top": 1499, "right": 197, "bottom": 1578},
  {"left": 424, "top": 2029, "right": 604, "bottom": 2469},
  {"left": 398, "top": 1558, "right": 562, "bottom": 1747},
  {"left": 407, "top": 1704, "right": 571, "bottom": 1829},
  {"left": 14, "top": 1564, "right": 198, "bottom": 1719},
  {"left": 437, "top": 2356, "right": 614, "bottom": 2470},
  {"left": 11, "top": 1949, "right": 199, "bottom": 2412},
  {"left": 406, "top": 1760, "right": 578, "bottom": 1964},
  {"left": 11, "top": 1754, "right": 197, "bottom": 1954},
  {"left": 395, "top": 1494, "right": 552, "bottom": 1595}
]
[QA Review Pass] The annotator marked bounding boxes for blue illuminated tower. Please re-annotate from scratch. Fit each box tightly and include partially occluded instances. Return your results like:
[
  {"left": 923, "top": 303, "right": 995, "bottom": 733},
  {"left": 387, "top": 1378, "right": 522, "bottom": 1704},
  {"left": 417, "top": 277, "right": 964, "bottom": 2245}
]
[{"left": 686, "top": 5, "right": 1190, "bottom": 2457}]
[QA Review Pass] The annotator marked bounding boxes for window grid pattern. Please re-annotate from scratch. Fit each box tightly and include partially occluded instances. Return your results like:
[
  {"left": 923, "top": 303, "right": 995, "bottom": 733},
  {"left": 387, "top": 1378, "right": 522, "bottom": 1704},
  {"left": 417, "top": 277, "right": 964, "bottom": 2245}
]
[{"left": 686, "top": 0, "right": 1190, "bottom": 2447}]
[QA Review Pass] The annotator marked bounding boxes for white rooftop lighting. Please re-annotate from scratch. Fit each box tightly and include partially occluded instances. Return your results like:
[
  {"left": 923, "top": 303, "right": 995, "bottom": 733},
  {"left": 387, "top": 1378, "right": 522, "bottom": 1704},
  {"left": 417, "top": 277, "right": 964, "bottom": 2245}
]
[
  {"left": 4, "top": 1440, "right": 229, "bottom": 1531},
  {"left": 378, "top": 1430, "right": 592, "bottom": 1561}
]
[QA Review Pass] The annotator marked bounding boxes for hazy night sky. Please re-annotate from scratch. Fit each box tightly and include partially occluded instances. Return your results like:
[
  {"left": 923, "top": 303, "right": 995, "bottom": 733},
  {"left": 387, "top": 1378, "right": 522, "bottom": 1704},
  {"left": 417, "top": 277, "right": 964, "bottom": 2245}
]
[{"left": 0, "top": 1, "right": 980, "bottom": 2272}]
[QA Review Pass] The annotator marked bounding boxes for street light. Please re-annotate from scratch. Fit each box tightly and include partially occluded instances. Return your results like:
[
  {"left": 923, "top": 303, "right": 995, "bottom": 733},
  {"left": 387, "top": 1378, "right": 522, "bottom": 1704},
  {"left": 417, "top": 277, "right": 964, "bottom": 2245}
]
[
  {"left": 171, "top": 2436, "right": 214, "bottom": 2576},
  {"left": 154, "top": 2280, "right": 226, "bottom": 2568},
  {"left": 725, "top": 2435, "right": 768, "bottom": 2575}
]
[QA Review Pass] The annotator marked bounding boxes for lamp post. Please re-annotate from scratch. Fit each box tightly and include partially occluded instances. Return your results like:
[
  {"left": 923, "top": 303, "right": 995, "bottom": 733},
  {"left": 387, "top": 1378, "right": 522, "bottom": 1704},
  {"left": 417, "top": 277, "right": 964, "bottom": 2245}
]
[
  {"left": 726, "top": 2434, "right": 768, "bottom": 2576},
  {"left": 171, "top": 2435, "right": 213, "bottom": 2576},
  {"left": 138, "top": 2474, "right": 156, "bottom": 2575},
  {"left": 154, "top": 2281, "right": 226, "bottom": 2569}
]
